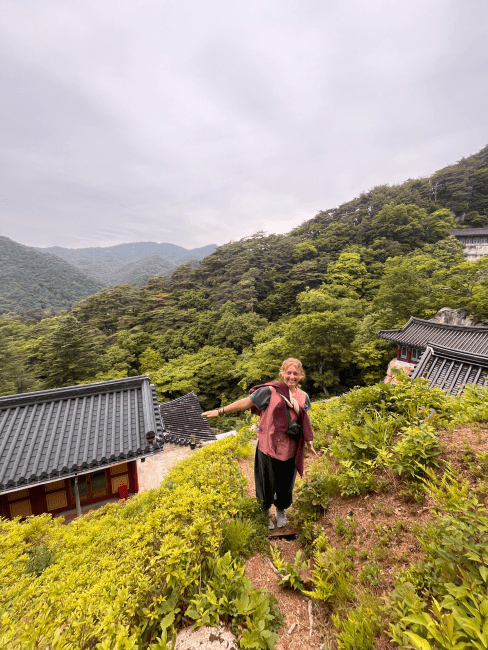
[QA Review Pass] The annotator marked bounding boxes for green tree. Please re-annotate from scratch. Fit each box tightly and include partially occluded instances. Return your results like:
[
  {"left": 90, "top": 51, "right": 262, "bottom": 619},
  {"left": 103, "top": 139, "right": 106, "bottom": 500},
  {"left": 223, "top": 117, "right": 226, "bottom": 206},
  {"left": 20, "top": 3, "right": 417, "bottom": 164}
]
[
  {"left": 323, "top": 252, "right": 367, "bottom": 295},
  {"left": 36, "top": 315, "right": 104, "bottom": 388},
  {"left": 211, "top": 308, "right": 268, "bottom": 353},
  {"left": 436, "top": 256, "right": 488, "bottom": 320},
  {"left": 152, "top": 346, "right": 241, "bottom": 409},
  {"left": 239, "top": 309, "right": 357, "bottom": 396}
]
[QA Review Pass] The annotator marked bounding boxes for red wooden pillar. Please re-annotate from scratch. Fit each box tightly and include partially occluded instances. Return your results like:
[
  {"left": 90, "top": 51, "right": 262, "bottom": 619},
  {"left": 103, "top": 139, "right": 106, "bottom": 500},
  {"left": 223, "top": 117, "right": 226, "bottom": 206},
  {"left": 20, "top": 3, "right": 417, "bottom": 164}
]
[{"left": 133, "top": 461, "right": 139, "bottom": 494}]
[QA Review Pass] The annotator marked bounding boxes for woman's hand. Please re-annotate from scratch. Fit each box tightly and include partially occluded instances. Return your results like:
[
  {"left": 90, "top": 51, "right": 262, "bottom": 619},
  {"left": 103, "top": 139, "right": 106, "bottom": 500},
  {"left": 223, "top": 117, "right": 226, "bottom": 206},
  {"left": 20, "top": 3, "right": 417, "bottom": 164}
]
[
  {"left": 201, "top": 409, "right": 220, "bottom": 418},
  {"left": 306, "top": 442, "right": 319, "bottom": 456},
  {"left": 289, "top": 395, "right": 300, "bottom": 415}
]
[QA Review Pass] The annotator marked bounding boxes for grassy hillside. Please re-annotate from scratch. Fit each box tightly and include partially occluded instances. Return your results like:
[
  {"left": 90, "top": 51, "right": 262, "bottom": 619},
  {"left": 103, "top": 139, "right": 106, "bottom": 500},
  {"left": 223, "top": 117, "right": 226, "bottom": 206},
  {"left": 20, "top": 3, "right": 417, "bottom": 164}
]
[{"left": 0, "top": 236, "right": 105, "bottom": 318}]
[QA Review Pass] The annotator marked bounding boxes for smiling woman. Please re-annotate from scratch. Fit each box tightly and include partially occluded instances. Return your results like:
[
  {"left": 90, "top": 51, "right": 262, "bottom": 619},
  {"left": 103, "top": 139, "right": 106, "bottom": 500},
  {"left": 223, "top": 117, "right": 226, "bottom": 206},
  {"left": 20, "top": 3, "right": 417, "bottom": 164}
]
[{"left": 202, "top": 357, "right": 316, "bottom": 529}]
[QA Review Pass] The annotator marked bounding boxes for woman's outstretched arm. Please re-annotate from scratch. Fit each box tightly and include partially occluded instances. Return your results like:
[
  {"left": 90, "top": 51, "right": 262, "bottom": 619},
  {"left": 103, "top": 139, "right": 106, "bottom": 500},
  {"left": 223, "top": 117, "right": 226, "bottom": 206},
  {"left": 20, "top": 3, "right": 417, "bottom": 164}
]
[{"left": 202, "top": 396, "right": 254, "bottom": 418}]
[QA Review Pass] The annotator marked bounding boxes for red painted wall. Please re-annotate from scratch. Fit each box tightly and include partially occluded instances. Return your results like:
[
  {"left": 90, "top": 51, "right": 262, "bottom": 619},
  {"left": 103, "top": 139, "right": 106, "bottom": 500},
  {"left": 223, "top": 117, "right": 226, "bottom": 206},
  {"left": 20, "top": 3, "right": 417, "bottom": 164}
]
[{"left": 0, "top": 461, "right": 139, "bottom": 521}]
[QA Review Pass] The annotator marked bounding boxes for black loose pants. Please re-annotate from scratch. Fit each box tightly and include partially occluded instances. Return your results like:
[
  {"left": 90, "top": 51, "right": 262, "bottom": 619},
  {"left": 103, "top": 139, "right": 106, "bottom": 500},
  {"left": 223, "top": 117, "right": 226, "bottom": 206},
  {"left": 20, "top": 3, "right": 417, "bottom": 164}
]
[{"left": 254, "top": 446, "right": 297, "bottom": 511}]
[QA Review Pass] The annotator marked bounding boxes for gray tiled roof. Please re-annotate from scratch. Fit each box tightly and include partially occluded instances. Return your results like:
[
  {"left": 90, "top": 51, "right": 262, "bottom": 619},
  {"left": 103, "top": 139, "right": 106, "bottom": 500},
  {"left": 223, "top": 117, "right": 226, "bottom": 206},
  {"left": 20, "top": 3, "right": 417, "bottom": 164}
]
[
  {"left": 377, "top": 317, "right": 488, "bottom": 356},
  {"left": 159, "top": 392, "right": 216, "bottom": 441},
  {"left": 450, "top": 228, "right": 488, "bottom": 237},
  {"left": 0, "top": 376, "right": 163, "bottom": 493},
  {"left": 411, "top": 345, "right": 488, "bottom": 395}
]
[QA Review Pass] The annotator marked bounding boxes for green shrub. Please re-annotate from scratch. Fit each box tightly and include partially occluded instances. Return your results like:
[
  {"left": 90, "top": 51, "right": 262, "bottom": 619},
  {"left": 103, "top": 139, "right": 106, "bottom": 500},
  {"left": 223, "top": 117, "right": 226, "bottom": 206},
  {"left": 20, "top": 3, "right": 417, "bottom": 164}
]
[
  {"left": 292, "top": 459, "right": 338, "bottom": 523},
  {"left": 269, "top": 545, "right": 308, "bottom": 592},
  {"left": 303, "top": 534, "right": 354, "bottom": 605},
  {"left": 390, "top": 475, "right": 488, "bottom": 650},
  {"left": 336, "top": 460, "right": 377, "bottom": 496},
  {"left": 454, "top": 383, "right": 488, "bottom": 424},
  {"left": 0, "top": 434, "right": 279, "bottom": 650},
  {"left": 334, "top": 516, "right": 357, "bottom": 543},
  {"left": 220, "top": 519, "right": 257, "bottom": 559},
  {"left": 386, "top": 424, "right": 441, "bottom": 477},
  {"left": 333, "top": 605, "right": 380, "bottom": 650},
  {"left": 359, "top": 561, "right": 382, "bottom": 588},
  {"left": 331, "top": 410, "right": 398, "bottom": 463},
  {"left": 390, "top": 580, "right": 488, "bottom": 650},
  {"left": 186, "top": 552, "right": 280, "bottom": 649}
]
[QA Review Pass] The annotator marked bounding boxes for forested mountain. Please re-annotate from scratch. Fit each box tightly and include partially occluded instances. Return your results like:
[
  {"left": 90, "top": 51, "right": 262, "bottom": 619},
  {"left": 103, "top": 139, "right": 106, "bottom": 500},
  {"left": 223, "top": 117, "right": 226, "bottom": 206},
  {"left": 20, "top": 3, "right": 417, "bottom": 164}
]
[
  {"left": 36, "top": 241, "right": 217, "bottom": 286},
  {"left": 1, "top": 144, "right": 487, "bottom": 407},
  {"left": 0, "top": 236, "right": 104, "bottom": 318}
]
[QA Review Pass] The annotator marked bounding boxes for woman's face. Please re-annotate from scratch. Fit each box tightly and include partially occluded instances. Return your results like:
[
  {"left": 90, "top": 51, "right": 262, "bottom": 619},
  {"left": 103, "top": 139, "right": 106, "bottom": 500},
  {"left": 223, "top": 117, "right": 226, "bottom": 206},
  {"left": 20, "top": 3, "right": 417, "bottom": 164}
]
[{"left": 281, "top": 364, "right": 300, "bottom": 390}]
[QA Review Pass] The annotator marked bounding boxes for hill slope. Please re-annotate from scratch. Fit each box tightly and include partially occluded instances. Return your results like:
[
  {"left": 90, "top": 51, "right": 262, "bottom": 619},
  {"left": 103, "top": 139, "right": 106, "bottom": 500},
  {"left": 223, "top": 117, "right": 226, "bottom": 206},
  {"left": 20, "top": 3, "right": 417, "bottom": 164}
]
[
  {"left": 0, "top": 236, "right": 105, "bottom": 317},
  {"left": 36, "top": 241, "right": 218, "bottom": 286}
]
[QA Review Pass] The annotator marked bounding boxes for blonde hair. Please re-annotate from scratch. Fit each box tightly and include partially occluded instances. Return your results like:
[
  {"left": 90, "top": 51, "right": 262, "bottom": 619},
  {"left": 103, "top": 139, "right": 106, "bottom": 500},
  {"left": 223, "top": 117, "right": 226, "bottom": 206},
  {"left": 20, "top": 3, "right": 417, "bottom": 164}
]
[{"left": 279, "top": 358, "right": 305, "bottom": 381}]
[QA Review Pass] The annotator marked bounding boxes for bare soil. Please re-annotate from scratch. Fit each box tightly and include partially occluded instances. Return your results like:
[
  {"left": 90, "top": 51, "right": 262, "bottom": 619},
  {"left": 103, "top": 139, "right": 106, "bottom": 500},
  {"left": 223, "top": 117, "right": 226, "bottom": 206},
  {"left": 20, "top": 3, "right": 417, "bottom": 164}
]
[{"left": 238, "top": 425, "right": 488, "bottom": 649}]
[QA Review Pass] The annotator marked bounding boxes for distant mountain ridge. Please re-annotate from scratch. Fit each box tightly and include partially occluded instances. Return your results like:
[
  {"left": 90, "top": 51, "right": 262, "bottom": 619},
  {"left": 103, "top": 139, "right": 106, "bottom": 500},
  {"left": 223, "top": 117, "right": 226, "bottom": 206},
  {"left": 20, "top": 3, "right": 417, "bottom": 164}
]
[
  {"left": 36, "top": 241, "right": 218, "bottom": 286},
  {"left": 0, "top": 236, "right": 105, "bottom": 317}
]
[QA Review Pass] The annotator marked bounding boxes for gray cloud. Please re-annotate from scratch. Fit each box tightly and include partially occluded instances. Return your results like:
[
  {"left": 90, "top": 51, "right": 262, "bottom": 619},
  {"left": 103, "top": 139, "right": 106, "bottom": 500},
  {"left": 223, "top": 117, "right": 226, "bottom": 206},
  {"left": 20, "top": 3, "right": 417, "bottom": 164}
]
[{"left": 0, "top": 0, "right": 487, "bottom": 249}]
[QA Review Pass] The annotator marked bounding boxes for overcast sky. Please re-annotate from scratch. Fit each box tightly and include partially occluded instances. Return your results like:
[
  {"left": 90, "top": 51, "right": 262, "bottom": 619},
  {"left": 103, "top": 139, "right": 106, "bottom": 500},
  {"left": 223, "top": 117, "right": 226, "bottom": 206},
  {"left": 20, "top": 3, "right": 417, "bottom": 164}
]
[{"left": 1, "top": 0, "right": 487, "bottom": 250}]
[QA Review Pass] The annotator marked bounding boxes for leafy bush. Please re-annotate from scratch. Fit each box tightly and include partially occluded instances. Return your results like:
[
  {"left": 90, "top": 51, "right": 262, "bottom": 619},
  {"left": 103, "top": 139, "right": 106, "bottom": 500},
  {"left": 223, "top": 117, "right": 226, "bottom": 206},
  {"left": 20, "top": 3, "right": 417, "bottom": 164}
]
[
  {"left": 390, "top": 580, "right": 488, "bottom": 650},
  {"left": 311, "top": 378, "right": 454, "bottom": 450},
  {"left": 390, "top": 477, "right": 488, "bottom": 649},
  {"left": 0, "top": 434, "right": 280, "bottom": 650},
  {"left": 333, "top": 605, "right": 381, "bottom": 650},
  {"left": 387, "top": 375, "right": 452, "bottom": 422},
  {"left": 186, "top": 552, "right": 280, "bottom": 649},
  {"left": 454, "top": 383, "right": 488, "bottom": 424},
  {"left": 331, "top": 410, "right": 398, "bottom": 463},
  {"left": 303, "top": 534, "right": 354, "bottom": 605},
  {"left": 220, "top": 519, "right": 257, "bottom": 559},
  {"left": 385, "top": 424, "right": 441, "bottom": 477},
  {"left": 269, "top": 545, "right": 308, "bottom": 591},
  {"left": 336, "top": 460, "right": 377, "bottom": 496},
  {"left": 292, "top": 458, "right": 338, "bottom": 524}
]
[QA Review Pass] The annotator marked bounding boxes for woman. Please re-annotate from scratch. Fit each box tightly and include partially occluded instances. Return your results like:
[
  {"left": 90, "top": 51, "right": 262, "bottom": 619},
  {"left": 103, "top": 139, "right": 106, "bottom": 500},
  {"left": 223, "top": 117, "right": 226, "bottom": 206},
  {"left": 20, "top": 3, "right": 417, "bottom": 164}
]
[{"left": 202, "top": 358, "right": 314, "bottom": 529}]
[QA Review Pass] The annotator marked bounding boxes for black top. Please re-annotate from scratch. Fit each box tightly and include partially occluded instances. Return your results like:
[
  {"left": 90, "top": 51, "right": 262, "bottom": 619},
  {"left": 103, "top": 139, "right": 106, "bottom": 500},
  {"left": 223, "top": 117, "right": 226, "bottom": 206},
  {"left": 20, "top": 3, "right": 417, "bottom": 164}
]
[{"left": 249, "top": 386, "right": 311, "bottom": 411}]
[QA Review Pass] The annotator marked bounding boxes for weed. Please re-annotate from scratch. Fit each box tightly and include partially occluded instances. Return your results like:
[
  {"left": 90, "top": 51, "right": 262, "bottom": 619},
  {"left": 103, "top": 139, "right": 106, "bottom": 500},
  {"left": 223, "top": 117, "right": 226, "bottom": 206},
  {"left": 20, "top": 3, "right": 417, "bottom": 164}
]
[
  {"left": 337, "top": 460, "right": 377, "bottom": 497},
  {"left": 399, "top": 480, "right": 426, "bottom": 503},
  {"left": 359, "top": 561, "right": 382, "bottom": 587},
  {"left": 292, "top": 459, "right": 338, "bottom": 523},
  {"left": 386, "top": 424, "right": 441, "bottom": 477},
  {"left": 220, "top": 518, "right": 257, "bottom": 559},
  {"left": 269, "top": 545, "right": 308, "bottom": 592},
  {"left": 376, "top": 477, "right": 390, "bottom": 493},
  {"left": 234, "top": 441, "right": 255, "bottom": 459},
  {"left": 24, "top": 544, "right": 56, "bottom": 577},
  {"left": 297, "top": 520, "right": 322, "bottom": 556},
  {"left": 332, "top": 604, "right": 379, "bottom": 650},
  {"left": 303, "top": 534, "right": 354, "bottom": 606},
  {"left": 334, "top": 516, "right": 357, "bottom": 543},
  {"left": 374, "top": 525, "right": 395, "bottom": 547}
]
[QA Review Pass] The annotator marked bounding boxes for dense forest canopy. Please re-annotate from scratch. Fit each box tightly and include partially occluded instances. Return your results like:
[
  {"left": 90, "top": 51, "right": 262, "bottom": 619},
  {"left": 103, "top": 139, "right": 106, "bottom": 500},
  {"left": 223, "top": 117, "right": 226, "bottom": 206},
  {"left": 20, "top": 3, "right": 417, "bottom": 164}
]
[
  {"left": 1, "top": 145, "right": 488, "bottom": 406},
  {"left": 0, "top": 236, "right": 105, "bottom": 318}
]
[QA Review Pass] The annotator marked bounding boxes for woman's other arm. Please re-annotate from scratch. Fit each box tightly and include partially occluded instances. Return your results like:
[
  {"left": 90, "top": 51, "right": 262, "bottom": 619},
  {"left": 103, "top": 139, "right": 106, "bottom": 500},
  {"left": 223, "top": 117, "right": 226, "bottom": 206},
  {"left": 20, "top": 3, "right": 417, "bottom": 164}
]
[{"left": 202, "top": 396, "right": 254, "bottom": 418}]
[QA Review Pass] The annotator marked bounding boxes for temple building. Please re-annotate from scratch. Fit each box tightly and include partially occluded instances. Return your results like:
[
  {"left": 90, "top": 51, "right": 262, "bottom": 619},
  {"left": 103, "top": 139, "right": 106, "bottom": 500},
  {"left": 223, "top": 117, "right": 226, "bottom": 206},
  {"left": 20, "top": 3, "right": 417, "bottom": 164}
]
[
  {"left": 0, "top": 376, "right": 165, "bottom": 520},
  {"left": 377, "top": 317, "right": 488, "bottom": 394},
  {"left": 450, "top": 228, "right": 488, "bottom": 261}
]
